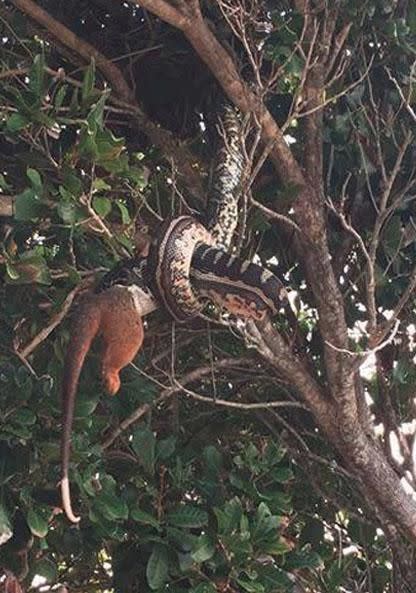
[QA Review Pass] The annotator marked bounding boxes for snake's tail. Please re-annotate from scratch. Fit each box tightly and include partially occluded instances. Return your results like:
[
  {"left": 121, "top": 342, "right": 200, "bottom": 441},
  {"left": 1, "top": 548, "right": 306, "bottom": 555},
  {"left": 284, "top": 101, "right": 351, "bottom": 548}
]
[{"left": 61, "top": 302, "right": 100, "bottom": 523}]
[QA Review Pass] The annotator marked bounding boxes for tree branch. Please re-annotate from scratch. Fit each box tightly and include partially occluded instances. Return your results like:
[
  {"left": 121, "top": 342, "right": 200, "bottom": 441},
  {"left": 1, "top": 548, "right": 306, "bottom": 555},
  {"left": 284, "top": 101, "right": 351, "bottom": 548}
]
[
  {"left": 7, "top": 0, "right": 205, "bottom": 201},
  {"left": 10, "top": 0, "right": 135, "bottom": 102},
  {"left": 133, "top": 0, "right": 351, "bottom": 395},
  {"left": 135, "top": 0, "right": 305, "bottom": 189},
  {"left": 101, "top": 356, "right": 253, "bottom": 448}
]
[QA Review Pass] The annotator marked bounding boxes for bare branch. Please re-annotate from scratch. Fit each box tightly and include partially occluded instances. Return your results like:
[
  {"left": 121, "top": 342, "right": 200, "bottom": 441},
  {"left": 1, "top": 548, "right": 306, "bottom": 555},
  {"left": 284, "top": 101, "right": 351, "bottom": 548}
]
[
  {"left": 386, "top": 66, "right": 416, "bottom": 124},
  {"left": 179, "top": 385, "right": 308, "bottom": 410},
  {"left": 250, "top": 196, "right": 301, "bottom": 234},
  {"left": 326, "top": 195, "right": 377, "bottom": 328},
  {"left": 101, "top": 356, "right": 252, "bottom": 448},
  {"left": 16, "top": 279, "right": 93, "bottom": 359},
  {"left": 369, "top": 266, "right": 416, "bottom": 349},
  {"left": 138, "top": 0, "right": 194, "bottom": 28}
]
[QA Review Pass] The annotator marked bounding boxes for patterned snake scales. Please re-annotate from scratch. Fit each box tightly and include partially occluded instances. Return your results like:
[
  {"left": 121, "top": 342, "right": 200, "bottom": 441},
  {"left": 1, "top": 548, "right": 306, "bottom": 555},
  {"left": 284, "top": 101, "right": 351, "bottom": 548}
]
[
  {"left": 61, "top": 108, "right": 288, "bottom": 522},
  {"left": 98, "top": 108, "right": 287, "bottom": 318}
]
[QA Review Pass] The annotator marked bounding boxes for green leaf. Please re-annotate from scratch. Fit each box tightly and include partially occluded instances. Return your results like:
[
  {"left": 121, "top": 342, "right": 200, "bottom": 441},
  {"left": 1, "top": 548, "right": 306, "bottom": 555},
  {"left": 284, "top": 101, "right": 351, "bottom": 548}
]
[
  {"left": 26, "top": 168, "right": 42, "bottom": 193},
  {"left": 382, "top": 215, "right": 402, "bottom": 259},
  {"left": 214, "top": 497, "right": 243, "bottom": 533},
  {"left": 191, "top": 534, "right": 216, "bottom": 563},
  {"left": 203, "top": 445, "right": 223, "bottom": 474},
  {"left": 5, "top": 261, "right": 20, "bottom": 281},
  {"left": 270, "top": 467, "right": 294, "bottom": 483},
  {"left": 116, "top": 200, "right": 131, "bottom": 224},
  {"left": 236, "top": 577, "right": 265, "bottom": 593},
  {"left": 57, "top": 199, "right": 77, "bottom": 224},
  {"left": 88, "top": 93, "right": 108, "bottom": 127},
  {"left": 54, "top": 84, "right": 68, "bottom": 110},
  {"left": 257, "top": 565, "right": 293, "bottom": 589},
  {"left": 130, "top": 508, "right": 160, "bottom": 528},
  {"left": 93, "top": 178, "right": 112, "bottom": 191},
  {"left": 285, "top": 549, "right": 322, "bottom": 570},
  {"left": 0, "top": 173, "right": 11, "bottom": 190},
  {"left": 82, "top": 59, "right": 96, "bottom": 104},
  {"left": 146, "top": 544, "right": 169, "bottom": 590},
  {"left": 267, "top": 491, "right": 292, "bottom": 513},
  {"left": 157, "top": 436, "right": 176, "bottom": 460},
  {"left": 33, "top": 558, "right": 57, "bottom": 584},
  {"left": 74, "top": 396, "right": 99, "bottom": 417},
  {"left": 132, "top": 426, "right": 156, "bottom": 474},
  {"left": 78, "top": 124, "right": 98, "bottom": 158},
  {"left": 4, "top": 425, "right": 32, "bottom": 439},
  {"left": 67, "top": 85, "right": 80, "bottom": 115},
  {"left": 94, "top": 492, "right": 129, "bottom": 521},
  {"left": 6, "top": 254, "right": 51, "bottom": 285},
  {"left": 191, "top": 585, "right": 216, "bottom": 593},
  {"left": 93, "top": 196, "right": 112, "bottom": 218},
  {"left": 167, "top": 505, "right": 208, "bottom": 528},
  {"left": 62, "top": 171, "right": 83, "bottom": 196},
  {"left": 14, "top": 189, "right": 42, "bottom": 220},
  {"left": 27, "top": 509, "right": 48, "bottom": 538},
  {"left": 263, "top": 539, "right": 291, "bottom": 555},
  {"left": 28, "top": 54, "right": 46, "bottom": 98},
  {"left": 93, "top": 129, "right": 126, "bottom": 172},
  {"left": 12, "top": 408, "right": 37, "bottom": 426},
  {"left": 253, "top": 502, "right": 281, "bottom": 537},
  {"left": 125, "top": 166, "right": 148, "bottom": 189},
  {"left": 6, "top": 113, "right": 30, "bottom": 133}
]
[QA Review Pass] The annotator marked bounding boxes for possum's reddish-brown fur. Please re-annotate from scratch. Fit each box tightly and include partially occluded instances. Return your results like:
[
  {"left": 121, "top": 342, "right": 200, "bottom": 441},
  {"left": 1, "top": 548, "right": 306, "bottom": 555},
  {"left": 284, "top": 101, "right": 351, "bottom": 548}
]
[{"left": 60, "top": 286, "right": 144, "bottom": 523}]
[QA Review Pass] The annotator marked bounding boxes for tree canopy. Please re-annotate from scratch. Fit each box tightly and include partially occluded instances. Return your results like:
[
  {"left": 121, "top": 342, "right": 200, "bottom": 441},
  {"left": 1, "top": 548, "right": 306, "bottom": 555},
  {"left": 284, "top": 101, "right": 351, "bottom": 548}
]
[{"left": 1, "top": 1, "right": 416, "bottom": 592}]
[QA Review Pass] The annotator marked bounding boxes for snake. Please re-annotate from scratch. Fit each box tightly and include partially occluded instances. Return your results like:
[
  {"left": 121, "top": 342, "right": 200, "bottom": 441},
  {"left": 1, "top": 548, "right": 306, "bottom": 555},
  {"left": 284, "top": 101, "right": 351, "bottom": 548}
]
[
  {"left": 98, "top": 107, "right": 287, "bottom": 320},
  {"left": 61, "top": 107, "right": 287, "bottom": 522}
]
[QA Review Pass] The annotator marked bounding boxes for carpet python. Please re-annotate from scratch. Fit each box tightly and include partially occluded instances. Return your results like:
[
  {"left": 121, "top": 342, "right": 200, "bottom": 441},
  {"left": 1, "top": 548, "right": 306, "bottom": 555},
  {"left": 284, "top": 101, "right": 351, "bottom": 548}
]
[{"left": 99, "top": 107, "right": 287, "bottom": 320}]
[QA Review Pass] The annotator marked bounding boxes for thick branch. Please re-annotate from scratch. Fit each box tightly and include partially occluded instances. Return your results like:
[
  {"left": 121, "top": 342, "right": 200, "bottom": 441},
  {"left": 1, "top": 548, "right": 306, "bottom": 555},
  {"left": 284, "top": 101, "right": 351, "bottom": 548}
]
[
  {"left": 136, "top": 0, "right": 305, "bottom": 189},
  {"left": 246, "top": 319, "right": 336, "bottom": 437},
  {"left": 249, "top": 322, "right": 416, "bottom": 544},
  {"left": 135, "top": 0, "right": 350, "bottom": 386}
]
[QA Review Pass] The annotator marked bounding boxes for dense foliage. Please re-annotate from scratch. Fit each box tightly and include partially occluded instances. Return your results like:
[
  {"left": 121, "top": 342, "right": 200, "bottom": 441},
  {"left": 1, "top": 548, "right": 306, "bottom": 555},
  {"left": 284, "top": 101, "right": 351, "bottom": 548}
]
[{"left": 0, "top": 1, "right": 416, "bottom": 591}]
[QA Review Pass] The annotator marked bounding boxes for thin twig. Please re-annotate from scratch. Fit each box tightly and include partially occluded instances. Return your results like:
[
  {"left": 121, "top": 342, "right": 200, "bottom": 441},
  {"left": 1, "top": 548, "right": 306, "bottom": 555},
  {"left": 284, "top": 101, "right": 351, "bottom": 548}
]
[
  {"left": 16, "top": 280, "right": 91, "bottom": 359},
  {"left": 251, "top": 196, "right": 301, "bottom": 234},
  {"left": 101, "top": 357, "right": 252, "bottom": 448},
  {"left": 179, "top": 384, "right": 307, "bottom": 411}
]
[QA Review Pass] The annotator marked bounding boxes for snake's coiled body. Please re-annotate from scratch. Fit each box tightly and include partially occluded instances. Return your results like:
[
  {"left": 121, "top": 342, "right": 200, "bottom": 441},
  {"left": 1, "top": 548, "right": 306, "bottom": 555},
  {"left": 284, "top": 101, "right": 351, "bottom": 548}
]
[
  {"left": 147, "top": 216, "right": 214, "bottom": 321},
  {"left": 61, "top": 106, "right": 287, "bottom": 522},
  {"left": 100, "top": 108, "right": 287, "bottom": 321},
  {"left": 143, "top": 107, "right": 287, "bottom": 320},
  {"left": 191, "top": 244, "right": 287, "bottom": 319}
]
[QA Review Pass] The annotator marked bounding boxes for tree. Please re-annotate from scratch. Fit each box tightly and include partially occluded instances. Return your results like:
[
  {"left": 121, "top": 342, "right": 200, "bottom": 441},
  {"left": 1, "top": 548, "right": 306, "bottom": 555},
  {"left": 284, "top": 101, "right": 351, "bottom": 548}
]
[{"left": 1, "top": 0, "right": 416, "bottom": 591}]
